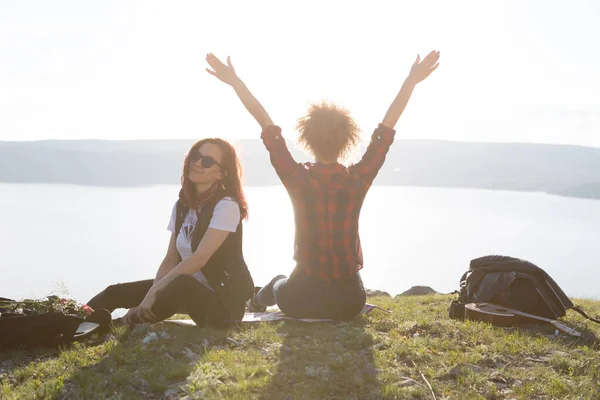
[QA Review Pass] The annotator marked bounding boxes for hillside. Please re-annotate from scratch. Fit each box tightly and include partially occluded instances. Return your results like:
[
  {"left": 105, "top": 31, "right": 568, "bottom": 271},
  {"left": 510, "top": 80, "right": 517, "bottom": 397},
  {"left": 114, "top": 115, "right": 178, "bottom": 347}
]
[{"left": 2, "top": 139, "right": 600, "bottom": 199}]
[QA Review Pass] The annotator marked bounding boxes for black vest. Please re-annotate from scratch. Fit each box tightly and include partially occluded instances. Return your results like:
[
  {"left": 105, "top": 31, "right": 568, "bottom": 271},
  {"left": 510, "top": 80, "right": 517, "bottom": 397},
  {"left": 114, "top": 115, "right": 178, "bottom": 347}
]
[{"left": 175, "top": 191, "right": 254, "bottom": 320}]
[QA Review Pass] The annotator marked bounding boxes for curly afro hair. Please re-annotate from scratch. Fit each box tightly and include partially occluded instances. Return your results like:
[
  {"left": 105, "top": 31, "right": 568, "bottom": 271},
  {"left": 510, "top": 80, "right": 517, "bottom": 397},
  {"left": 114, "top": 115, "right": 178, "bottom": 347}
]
[{"left": 296, "top": 101, "right": 361, "bottom": 162}]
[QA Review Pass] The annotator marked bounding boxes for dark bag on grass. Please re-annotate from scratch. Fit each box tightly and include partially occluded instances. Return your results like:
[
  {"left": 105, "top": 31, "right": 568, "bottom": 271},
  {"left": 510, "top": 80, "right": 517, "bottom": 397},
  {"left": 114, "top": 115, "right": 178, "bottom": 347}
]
[
  {"left": 0, "top": 298, "right": 109, "bottom": 350},
  {"left": 0, "top": 308, "right": 83, "bottom": 350},
  {"left": 448, "top": 255, "right": 600, "bottom": 324}
]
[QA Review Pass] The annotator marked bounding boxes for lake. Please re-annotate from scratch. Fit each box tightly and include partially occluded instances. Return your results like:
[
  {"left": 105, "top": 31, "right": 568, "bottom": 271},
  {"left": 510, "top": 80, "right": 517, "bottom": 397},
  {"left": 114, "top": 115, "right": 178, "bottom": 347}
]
[{"left": 1, "top": 184, "right": 599, "bottom": 306}]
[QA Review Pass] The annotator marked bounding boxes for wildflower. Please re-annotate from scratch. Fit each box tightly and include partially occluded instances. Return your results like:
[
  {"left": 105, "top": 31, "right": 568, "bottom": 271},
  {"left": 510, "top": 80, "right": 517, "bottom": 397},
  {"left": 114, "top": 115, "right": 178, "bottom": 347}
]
[{"left": 82, "top": 304, "right": 94, "bottom": 316}]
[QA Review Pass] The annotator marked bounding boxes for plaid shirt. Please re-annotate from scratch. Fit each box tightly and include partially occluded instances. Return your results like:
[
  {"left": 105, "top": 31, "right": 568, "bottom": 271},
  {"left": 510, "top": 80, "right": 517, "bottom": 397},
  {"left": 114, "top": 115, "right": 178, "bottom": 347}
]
[{"left": 261, "top": 124, "right": 396, "bottom": 281}]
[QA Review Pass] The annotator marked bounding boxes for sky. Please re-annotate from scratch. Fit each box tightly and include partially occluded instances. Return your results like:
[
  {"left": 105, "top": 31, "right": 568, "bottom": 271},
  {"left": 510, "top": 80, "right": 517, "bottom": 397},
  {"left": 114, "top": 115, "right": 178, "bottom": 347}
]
[{"left": 1, "top": 0, "right": 599, "bottom": 146}]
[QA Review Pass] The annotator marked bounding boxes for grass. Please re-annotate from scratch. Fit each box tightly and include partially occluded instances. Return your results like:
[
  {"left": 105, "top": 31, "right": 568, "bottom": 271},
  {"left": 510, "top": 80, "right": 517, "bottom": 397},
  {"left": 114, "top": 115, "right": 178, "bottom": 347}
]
[{"left": 1, "top": 295, "right": 599, "bottom": 399}]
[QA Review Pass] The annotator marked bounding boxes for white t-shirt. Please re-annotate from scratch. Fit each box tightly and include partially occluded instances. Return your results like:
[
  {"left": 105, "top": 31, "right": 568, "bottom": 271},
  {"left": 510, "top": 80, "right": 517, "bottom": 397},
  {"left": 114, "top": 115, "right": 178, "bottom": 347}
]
[{"left": 167, "top": 197, "right": 241, "bottom": 289}]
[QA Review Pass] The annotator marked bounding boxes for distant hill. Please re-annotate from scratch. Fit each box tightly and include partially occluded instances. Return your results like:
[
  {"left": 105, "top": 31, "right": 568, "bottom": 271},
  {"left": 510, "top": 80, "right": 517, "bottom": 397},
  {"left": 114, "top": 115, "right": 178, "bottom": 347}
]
[{"left": 1, "top": 139, "right": 600, "bottom": 200}]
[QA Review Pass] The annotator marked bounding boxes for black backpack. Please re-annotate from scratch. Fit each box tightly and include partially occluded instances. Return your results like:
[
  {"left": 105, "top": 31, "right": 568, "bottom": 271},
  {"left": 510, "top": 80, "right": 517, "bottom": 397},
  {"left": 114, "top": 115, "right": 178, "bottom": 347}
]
[{"left": 448, "top": 255, "right": 600, "bottom": 324}]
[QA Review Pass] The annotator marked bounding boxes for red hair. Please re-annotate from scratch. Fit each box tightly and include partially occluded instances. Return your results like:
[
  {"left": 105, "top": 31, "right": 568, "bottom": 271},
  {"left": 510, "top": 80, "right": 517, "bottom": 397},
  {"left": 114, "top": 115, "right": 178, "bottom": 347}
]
[{"left": 181, "top": 138, "right": 249, "bottom": 220}]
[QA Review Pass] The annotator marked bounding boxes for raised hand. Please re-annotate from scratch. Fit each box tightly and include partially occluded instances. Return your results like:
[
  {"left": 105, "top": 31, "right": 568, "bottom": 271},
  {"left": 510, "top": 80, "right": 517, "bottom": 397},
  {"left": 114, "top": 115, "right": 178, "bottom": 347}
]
[
  {"left": 206, "top": 53, "right": 239, "bottom": 86},
  {"left": 408, "top": 50, "right": 441, "bottom": 84},
  {"left": 380, "top": 49, "right": 440, "bottom": 128},
  {"left": 205, "top": 53, "right": 274, "bottom": 129}
]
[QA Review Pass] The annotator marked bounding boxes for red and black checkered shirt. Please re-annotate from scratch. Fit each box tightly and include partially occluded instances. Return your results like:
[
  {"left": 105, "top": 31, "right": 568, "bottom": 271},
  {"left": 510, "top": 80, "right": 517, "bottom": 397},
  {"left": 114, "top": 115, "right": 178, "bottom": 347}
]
[{"left": 261, "top": 123, "right": 396, "bottom": 281}]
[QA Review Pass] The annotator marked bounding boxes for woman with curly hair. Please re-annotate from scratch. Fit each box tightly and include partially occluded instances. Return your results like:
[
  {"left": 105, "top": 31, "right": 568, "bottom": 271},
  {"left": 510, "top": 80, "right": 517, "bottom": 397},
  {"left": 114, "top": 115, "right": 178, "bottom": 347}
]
[
  {"left": 87, "top": 138, "right": 255, "bottom": 327},
  {"left": 206, "top": 50, "right": 440, "bottom": 320}
]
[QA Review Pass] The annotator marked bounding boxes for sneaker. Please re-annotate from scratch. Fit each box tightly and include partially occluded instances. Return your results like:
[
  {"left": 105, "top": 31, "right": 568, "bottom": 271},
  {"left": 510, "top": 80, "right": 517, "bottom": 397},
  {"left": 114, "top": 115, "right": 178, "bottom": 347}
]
[
  {"left": 246, "top": 287, "right": 267, "bottom": 313},
  {"left": 85, "top": 308, "right": 112, "bottom": 335}
]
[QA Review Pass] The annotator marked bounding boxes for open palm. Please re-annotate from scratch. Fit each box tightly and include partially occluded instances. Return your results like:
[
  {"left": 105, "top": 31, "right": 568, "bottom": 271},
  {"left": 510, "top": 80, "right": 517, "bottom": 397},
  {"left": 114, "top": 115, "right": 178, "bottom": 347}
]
[
  {"left": 409, "top": 50, "right": 441, "bottom": 83},
  {"left": 206, "top": 53, "right": 238, "bottom": 85}
]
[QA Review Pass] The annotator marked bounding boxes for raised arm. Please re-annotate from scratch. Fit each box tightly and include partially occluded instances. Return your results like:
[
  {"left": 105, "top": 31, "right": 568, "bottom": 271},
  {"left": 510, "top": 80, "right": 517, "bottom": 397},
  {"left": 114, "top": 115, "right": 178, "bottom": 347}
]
[
  {"left": 351, "top": 50, "right": 440, "bottom": 183},
  {"left": 206, "top": 53, "right": 300, "bottom": 184},
  {"left": 206, "top": 53, "right": 274, "bottom": 130},
  {"left": 381, "top": 50, "right": 440, "bottom": 129}
]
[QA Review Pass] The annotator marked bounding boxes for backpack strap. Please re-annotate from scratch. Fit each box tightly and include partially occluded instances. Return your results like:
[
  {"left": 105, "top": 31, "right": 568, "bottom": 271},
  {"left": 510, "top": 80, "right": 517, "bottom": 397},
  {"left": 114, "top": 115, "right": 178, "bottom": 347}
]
[{"left": 571, "top": 305, "right": 600, "bottom": 325}]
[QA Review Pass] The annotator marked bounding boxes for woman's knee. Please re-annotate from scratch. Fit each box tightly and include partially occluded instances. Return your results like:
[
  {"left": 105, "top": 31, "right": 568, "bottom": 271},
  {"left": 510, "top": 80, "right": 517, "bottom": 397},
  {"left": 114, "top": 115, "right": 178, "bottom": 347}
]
[
  {"left": 99, "top": 283, "right": 122, "bottom": 298},
  {"left": 89, "top": 280, "right": 153, "bottom": 309},
  {"left": 87, "top": 283, "right": 123, "bottom": 310}
]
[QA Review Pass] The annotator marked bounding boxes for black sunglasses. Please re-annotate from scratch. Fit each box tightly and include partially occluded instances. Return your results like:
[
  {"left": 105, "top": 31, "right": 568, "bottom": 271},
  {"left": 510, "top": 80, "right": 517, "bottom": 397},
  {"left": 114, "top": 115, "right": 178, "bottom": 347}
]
[{"left": 188, "top": 152, "right": 221, "bottom": 169}]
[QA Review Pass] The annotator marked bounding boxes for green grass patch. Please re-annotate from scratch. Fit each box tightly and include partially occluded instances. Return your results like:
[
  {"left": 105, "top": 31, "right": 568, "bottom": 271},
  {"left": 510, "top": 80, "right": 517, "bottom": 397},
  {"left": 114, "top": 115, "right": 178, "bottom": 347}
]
[{"left": 1, "top": 295, "right": 599, "bottom": 399}]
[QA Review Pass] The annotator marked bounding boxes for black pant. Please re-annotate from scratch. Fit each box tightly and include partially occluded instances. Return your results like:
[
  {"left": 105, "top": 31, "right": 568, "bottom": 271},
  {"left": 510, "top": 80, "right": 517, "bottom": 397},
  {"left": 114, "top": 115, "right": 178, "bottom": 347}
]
[
  {"left": 256, "top": 268, "right": 366, "bottom": 321},
  {"left": 87, "top": 275, "right": 221, "bottom": 327}
]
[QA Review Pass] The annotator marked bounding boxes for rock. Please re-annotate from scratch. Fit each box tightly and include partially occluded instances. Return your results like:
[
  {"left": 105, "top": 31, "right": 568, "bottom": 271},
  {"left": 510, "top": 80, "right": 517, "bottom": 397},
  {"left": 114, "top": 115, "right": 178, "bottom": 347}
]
[
  {"left": 396, "top": 377, "right": 423, "bottom": 387},
  {"left": 59, "top": 381, "right": 78, "bottom": 399},
  {"left": 182, "top": 347, "right": 198, "bottom": 361},
  {"left": 142, "top": 332, "right": 158, "bottom": 344},
  {"left": 132, "top": 324, "right": 151, "bottom": 335},
  {"left": 259, "top": 347, "right": 270, "bottom": 357},
  {"left": 446, "top": 364, "right": 481, "bottom": 379},
  {"left": 489, "top": 370, "right": 508, "bottom": 384},
  {"left": 305, "top": 365, "right": 330, "bottom": 379},
  {"left": 103, "top": 334, "right": 116, "bottom": 343},
  {"left": 373, "top": 342, "right": 390, "bottom": 351},
  {"left": 226, "top": 337, "right": 243, "bottom": 347},
  {"left": 136, "top": 379, "right": 150, "bottom": 391},
  {"left": 0, "top": 360, "right": 14, "bottom": 371},
  {"left": 328, "top": 353, "right": 343, "bottom": 364},
  {"left": 365, "top": 289, "right": 391, "bottom": 298},
  {"left": 363, "top": 366, "right": 379, "bottom": 379},
  {"left": 524, "top": 355, "right": 549, "bottom": 364},
  {"left": 164, "top": 387, "right": 180, "bottom": 400},
  {"left": 201, "top": 338, "right": 210, "bottom": 348},
  {"left": 164, "top": 383, "right": 185, "bottom": 400},
  {"left": 160, "top": 332, "right": 170, "bottom": 339},
  {"left": 397, "top": 286, "right": 438, "bottom": 296}
]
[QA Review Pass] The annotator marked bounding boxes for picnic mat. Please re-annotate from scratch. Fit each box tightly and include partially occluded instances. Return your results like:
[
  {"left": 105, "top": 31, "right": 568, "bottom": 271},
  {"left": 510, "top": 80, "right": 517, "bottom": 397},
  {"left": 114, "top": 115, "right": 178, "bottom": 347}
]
[{"left": 166, "top": 303, "right": 390, "bottom": 326}]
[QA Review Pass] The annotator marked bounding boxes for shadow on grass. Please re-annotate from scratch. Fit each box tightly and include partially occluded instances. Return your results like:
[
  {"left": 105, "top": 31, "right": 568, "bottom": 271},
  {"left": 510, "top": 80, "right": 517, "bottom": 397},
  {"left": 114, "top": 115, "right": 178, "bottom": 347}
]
[
  {"left": 258, "top": 317, "right": 381, "bottom": 400},
  {"left": 48, "top": 318, "right": 381, "bottom": 399},
  {"left": 4, "top": 308, "right": 598, "bottom": 399},
  {"left": 0, "top": 346, "right": 62, "bottom": 385},
  {"left": 37, "top": 322, "right": 234, "bottom": 399}
]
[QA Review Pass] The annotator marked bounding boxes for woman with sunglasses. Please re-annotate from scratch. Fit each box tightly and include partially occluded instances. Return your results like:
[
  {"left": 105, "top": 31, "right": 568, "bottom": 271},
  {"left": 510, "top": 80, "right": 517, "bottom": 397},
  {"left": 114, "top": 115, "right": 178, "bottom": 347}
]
[{"left": 87, "top": 138, "right": 255, "bottom": 328}]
